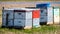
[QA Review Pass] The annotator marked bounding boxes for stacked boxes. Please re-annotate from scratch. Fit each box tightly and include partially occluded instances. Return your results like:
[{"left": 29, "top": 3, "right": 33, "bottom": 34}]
[
  {"left": 32, "top": 10, "right": 40, "bottom": 27},
  {"left": 24, "top": 9, "right": 40, "bottom": 29},
  {"left": 2, "top": 8, "right": 40, "bottom": 29},
  {"left": 14, "top": 10, "right": 26, "bottom": 28},
  {"left": 2, "top": 6, "right": 60, "bottom": 29}
]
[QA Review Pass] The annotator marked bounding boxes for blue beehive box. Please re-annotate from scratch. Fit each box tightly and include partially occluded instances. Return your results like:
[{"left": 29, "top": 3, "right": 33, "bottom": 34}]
[{"left": 36, "top": 3, "right": 51, "bottom": 25}]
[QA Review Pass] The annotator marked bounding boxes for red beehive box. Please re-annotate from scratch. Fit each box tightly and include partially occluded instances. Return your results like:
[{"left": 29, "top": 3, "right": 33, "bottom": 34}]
[{"left": 32, "top": 10, "right": 40, "bottom": 18}]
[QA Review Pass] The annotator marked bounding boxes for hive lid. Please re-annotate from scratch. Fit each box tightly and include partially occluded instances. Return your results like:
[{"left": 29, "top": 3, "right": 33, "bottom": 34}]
[
  {"left": 3, "top": 8, "right": 40, "bottom": 11},
  {"left": 36, "top": 3, "right": 51, "bottom": 8}
]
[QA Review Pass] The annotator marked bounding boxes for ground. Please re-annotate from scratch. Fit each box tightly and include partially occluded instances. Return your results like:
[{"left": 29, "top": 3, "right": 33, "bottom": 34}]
[{"left": 0, "top": 25, "right": 60, "bottom": 34}]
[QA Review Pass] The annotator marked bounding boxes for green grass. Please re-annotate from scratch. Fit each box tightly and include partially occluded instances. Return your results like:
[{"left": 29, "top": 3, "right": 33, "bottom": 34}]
[{"left": 0, "top": 25, "right": 60, "bottom": 34}]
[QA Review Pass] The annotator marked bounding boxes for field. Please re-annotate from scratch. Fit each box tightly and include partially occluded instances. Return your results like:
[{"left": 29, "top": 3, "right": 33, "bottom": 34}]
[
  {"left": 0, "top": 10, "right": 60, "bottom": 34},
  {"left": 0, "top": 25, "right": 60, "bottom": 34}
]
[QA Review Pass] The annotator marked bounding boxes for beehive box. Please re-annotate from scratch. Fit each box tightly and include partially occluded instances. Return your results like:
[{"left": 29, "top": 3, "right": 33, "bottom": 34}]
[
  {"left": 47, "top": 7, "right": 53, "bottom": 25},
  {"left": 32, "top": 10, "right": 40, "bottom": 27},
  {"left": 2, "top": 9, "right": 14, "bottom": 27},
  {"left": 54, "top": 7, "right": 60, "bottom": 24},
  {"left": 24, "top": 11, "right": 32, "bottom": 29},
  {"left": 36, "top": 3, "right": 50, "bottom": 25}
]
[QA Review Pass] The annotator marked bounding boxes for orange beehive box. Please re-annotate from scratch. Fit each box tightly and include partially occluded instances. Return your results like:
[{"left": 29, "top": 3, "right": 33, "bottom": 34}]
[{"left": 32, "top": 10, "right": 40, "bottom": 18}]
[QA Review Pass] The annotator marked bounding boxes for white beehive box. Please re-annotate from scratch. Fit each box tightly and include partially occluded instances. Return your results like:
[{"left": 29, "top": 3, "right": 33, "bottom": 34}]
[
  {"left": 33, "top": 18, "right": 40, "bottom": 27},
  {"left": 54, "top": 7, "right": 60, "bottom": 24},
  {"left": 24, "top": 11, "right": 32, "bottom": 29},
  {"left": 47, "top": 7, "right": 53, "bottom": 25}
]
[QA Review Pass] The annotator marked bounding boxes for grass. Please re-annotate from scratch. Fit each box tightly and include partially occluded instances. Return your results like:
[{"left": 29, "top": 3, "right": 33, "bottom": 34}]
[{"left": 0, "top": 25, "right": 60, "bottom": 34}]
